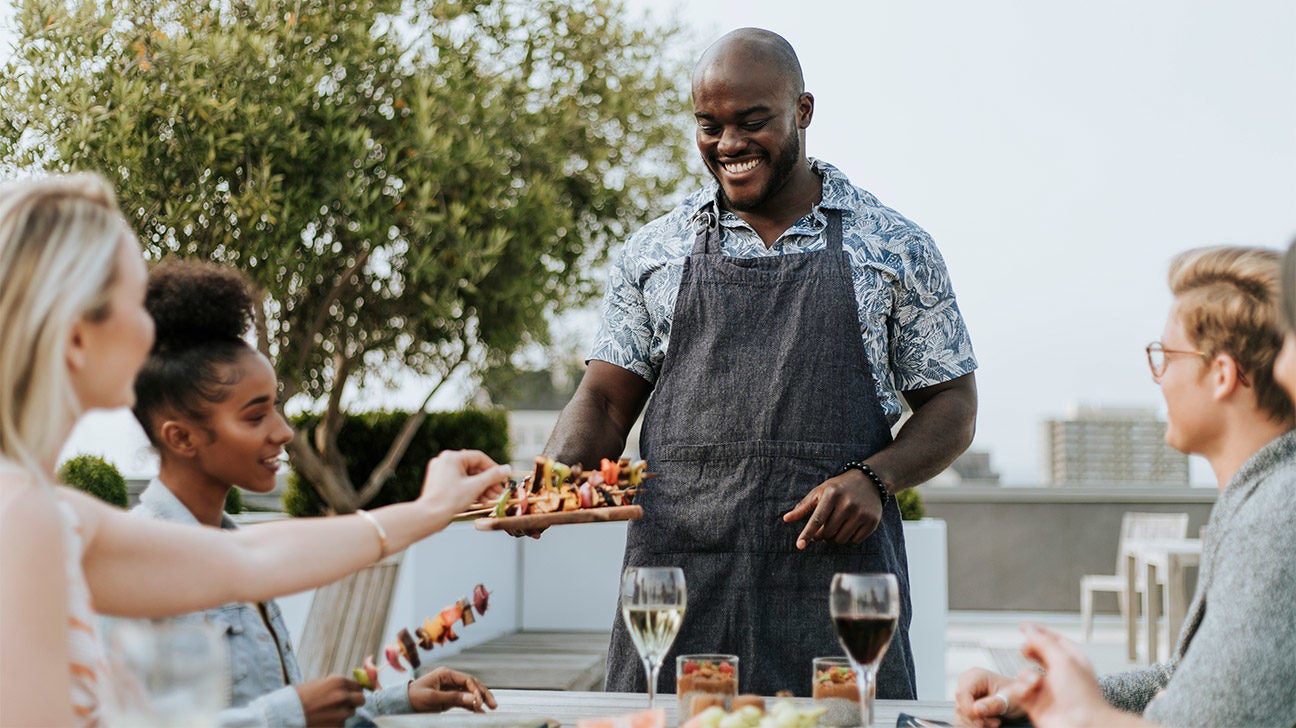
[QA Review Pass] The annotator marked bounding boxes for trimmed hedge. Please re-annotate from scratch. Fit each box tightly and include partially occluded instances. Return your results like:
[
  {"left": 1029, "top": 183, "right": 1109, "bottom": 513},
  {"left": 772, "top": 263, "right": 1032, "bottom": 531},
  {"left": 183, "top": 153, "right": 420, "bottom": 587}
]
[
  {"left": 283, "top": 409, "right": 510, "bottom": 517},
  {"left": 58, "top": 454, "right": 128, "bottom": 508}
]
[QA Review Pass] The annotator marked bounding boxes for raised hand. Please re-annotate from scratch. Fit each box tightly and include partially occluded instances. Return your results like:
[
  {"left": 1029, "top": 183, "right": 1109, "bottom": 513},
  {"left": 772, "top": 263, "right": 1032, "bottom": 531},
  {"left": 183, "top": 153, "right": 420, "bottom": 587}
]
[{"left": 1014, "top": 623, "right": 1143, "bottom": 728}]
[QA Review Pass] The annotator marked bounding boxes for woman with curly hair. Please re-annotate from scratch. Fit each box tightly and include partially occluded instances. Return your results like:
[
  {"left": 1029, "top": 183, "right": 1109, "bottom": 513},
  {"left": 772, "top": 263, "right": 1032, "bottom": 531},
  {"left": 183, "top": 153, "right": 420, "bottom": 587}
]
[
  {"left": 114, "top": 259, "right": 495, "bottom": 727},
  {"left": 0, "top": 173, "right": 510, "bottom": 727}
]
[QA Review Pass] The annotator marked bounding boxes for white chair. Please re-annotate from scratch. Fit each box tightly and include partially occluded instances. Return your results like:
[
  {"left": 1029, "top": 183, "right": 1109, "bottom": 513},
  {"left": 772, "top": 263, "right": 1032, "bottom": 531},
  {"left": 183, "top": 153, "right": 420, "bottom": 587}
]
[{"left": 1080, "top": 512, "right": 1189, "bottom": 641}]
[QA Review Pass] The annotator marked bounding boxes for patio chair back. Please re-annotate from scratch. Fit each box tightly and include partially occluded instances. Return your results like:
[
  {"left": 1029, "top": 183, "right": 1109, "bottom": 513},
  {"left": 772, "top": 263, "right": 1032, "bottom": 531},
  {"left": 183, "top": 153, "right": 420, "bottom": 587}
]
[
  {"left": 1116, "top": 511, "right": 1191, "bottom": 579},
  {"left": 295, "top": 553, "right": 404, "bottom": 680}
]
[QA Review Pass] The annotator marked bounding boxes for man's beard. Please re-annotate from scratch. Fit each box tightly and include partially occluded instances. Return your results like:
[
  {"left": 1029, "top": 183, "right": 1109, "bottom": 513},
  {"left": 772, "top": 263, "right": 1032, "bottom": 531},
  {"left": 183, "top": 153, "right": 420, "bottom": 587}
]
[{"left": 715, "top": 128, "right": 802, "bottom": 214}]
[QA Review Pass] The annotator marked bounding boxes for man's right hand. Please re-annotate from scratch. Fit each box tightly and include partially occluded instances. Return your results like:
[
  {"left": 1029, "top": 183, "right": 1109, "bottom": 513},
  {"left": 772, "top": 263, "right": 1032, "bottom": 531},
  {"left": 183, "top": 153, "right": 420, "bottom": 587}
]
[
  {"left": 953, "top": 667, "right": 1024, "bottom": 728},
  {"left": 294, "top": 676, "right": 365, "bottom": 727}
]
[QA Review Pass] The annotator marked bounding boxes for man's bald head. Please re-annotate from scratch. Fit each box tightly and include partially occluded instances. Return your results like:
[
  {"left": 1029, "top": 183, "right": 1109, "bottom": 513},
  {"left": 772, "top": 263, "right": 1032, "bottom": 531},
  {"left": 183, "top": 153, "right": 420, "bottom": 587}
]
[{"left": 692, "top": 28, "right": 804, "bottom": 102}]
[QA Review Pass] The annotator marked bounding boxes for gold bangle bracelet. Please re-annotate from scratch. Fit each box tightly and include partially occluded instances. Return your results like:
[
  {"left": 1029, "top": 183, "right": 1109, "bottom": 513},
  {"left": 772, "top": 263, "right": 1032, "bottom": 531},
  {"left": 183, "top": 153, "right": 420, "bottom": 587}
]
[{"left": 355, "top": 509, "right": 389, "bottom": 560}]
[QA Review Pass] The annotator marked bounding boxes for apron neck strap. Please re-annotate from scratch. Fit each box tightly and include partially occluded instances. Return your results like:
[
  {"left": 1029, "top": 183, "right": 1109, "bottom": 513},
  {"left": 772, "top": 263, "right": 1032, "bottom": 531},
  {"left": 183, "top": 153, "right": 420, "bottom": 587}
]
[
  {"left": 824, "top": 208, "right": 844, "bottom": 252},
  {"left": 690, "top": 202, "right": 720, "bottom": 255}
]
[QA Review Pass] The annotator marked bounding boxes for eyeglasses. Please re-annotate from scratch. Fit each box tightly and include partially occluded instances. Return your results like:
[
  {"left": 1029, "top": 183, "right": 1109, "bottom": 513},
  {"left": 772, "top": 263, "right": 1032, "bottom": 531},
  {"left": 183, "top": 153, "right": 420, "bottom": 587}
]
[{"left": 1145, "top": 341, "right": 1206, "bottom": 378}]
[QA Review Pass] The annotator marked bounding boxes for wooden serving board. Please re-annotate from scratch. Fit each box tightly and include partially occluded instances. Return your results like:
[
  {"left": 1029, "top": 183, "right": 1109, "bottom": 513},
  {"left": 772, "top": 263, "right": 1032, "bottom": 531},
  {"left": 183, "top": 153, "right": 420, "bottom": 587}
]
[{"left": 474, "top": 505, "right": 643, "bottom": 531}]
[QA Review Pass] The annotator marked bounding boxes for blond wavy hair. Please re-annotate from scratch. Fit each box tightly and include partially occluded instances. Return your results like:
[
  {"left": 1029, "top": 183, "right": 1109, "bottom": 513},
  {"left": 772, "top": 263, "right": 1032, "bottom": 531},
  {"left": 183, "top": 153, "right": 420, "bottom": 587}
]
[
  {"left": 1169, "top": 245, "right": 1293, "bottom": 425},
  {"left": 0, "top": 173, "right": 133, "bottom": 474}
]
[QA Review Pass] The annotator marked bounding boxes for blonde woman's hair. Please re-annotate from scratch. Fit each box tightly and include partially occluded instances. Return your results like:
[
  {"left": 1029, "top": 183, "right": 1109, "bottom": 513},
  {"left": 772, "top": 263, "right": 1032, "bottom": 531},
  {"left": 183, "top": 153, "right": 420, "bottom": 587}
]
[
  {"left": 1169, "top": 245, "right": 1294, "bottom": 425},
  {"left": 0, "top": 173, "right": 133, "bottom": 473}
]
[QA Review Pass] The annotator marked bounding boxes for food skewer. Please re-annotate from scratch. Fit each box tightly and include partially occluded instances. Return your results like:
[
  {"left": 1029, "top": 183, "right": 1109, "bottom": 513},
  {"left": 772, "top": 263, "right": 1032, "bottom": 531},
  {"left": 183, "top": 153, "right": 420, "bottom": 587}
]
[
  {"left": 352, "top": 584, "right": 492, "bottom": 690},
  {"left": 455, "top": 455, "right": 652, "bottom": 522},
  {"left": 458, "top": 486, "right": 646, "bottom": 515}
]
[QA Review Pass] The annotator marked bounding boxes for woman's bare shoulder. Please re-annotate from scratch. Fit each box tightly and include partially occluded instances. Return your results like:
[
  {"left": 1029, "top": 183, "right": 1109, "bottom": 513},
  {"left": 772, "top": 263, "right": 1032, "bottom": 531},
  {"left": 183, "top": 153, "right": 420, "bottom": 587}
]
[{"left": 0, "top": 476, "right": 62, "bottom": 543}]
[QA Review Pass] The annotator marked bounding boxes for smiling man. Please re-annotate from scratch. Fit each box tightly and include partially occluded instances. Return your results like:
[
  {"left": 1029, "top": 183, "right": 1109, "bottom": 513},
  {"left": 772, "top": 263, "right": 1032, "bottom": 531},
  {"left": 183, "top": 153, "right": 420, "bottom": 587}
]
[{"left": 544, "top": 28, "right": 978, "bottom": 698}]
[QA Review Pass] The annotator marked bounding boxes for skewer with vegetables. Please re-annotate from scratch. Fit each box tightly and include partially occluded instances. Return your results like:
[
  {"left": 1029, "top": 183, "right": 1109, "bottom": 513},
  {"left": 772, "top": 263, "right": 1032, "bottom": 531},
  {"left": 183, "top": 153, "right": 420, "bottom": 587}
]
[
  {"left": 353, "top": 584, "right": 491, "bottom": 690},
  {"left": 457, "top": 456, "right": 652, "bottom": 520}
]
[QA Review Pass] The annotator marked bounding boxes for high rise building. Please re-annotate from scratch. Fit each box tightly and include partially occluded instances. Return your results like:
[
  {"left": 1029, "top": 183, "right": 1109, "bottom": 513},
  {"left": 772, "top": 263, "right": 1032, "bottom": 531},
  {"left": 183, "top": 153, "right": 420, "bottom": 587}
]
[{"left": 1042, "top": 405, "right": 1188, "bottom": 486}]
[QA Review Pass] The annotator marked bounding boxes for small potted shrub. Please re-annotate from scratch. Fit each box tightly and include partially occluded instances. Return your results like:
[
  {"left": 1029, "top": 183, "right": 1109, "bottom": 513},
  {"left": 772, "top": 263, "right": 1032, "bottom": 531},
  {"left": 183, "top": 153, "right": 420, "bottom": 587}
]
[
  {"left": 58, "top": 454, "right": 128, "bottom": 508},
  {"left": 896, "top": 486, "right": 926, "bottom": 521}
]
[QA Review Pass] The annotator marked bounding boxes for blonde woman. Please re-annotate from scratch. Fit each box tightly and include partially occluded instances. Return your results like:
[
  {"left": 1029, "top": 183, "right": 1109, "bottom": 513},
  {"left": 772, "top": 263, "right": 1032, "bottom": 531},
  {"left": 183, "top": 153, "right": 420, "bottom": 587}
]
[{"left": 0, "top": 173, "right": 511, "bottom": 727}]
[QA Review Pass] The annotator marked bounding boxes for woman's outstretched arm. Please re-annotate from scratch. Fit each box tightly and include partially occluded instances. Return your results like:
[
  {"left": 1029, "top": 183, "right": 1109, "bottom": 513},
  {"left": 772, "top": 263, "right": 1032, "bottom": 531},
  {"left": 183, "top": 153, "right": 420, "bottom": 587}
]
[{"left": 79, "top": 450, "right": 509, "bottom": 618}]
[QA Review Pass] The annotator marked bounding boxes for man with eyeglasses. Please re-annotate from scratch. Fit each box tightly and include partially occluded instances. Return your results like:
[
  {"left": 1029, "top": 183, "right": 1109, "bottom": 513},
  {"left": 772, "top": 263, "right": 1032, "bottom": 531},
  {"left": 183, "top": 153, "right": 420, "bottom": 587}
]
[{"left": 956, "top": 246, "right": 1296, "bottom": 728}]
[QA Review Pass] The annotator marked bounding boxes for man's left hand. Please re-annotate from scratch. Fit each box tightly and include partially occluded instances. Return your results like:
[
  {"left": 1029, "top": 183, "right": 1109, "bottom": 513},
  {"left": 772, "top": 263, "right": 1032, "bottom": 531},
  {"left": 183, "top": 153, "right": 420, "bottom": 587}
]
[
  {"left": 407, "top": 667, "right": 497, "bottom": 714},
  {"left": 782, "top": 469, "right": 883, "bottom": 550}
]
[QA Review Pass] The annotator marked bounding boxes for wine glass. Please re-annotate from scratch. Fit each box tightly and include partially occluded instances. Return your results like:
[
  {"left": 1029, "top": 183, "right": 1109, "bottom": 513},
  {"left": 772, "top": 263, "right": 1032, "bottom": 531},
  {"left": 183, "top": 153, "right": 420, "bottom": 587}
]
[
  {"left": 100, "top": 620, "right": 229, "bottom": 728},
  {"left": 830, "top": 573, "right": 899, "bottom": 728},
  {"left": 620, "top": 566, "right": 687, "bottom": 708}
]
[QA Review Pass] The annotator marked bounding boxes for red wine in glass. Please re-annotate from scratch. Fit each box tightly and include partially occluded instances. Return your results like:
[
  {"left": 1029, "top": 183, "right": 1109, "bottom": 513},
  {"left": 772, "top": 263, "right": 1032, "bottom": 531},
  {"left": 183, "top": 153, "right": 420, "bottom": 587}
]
[{"left": 833, "top": 614, "right": 898, "bottom": 665}]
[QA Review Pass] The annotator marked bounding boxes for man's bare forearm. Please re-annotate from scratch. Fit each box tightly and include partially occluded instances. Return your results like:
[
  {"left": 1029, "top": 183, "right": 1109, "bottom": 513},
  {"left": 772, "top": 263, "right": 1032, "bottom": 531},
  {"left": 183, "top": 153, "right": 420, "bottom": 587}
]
[
  {"left": 544, "top": 361, "right": 653, "bottom": 467},
  {"left": 545, "top": 390, "right": 632, "bottom": 465},
  {"left": 869, "top": 372, "right": 978, "bottom": 491}
]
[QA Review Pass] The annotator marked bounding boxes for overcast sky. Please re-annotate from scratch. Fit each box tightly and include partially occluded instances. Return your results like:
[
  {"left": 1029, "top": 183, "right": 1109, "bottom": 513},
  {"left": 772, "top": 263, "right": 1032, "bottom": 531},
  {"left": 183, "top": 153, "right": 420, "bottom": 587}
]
[
  {"left": 7, "top": 1, "right": 1295, "bottom": 483},
  {"left": 622, "top": 0, "right": 1296, "bottom": 485}
]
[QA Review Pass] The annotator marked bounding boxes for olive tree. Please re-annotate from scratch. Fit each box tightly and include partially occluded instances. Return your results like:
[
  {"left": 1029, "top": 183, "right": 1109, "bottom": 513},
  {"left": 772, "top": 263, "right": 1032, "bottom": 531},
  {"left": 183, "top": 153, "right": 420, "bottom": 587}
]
[{"left": 1, "top": 0, "right": 692, "bottom": 512}]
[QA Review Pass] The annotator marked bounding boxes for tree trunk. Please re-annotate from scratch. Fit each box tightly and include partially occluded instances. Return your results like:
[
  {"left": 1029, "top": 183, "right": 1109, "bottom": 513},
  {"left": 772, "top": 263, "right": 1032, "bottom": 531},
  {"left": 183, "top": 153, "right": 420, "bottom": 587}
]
[
  {"left": 353, "top": 354, "right": 468, "bottom": 506},
  {"left": 285, "top": 435, "right": 358, "bottom": 513}
]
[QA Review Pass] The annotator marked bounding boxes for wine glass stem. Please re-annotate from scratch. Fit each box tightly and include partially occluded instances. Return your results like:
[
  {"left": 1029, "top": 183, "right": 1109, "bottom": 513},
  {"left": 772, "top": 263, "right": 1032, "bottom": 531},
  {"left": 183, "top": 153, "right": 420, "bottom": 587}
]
[
  {"left": 644, "top": 658, "right": 661, "bottom": 709},
  {"left": 855, "top": 664, "right": 877, "bottom": 727}
]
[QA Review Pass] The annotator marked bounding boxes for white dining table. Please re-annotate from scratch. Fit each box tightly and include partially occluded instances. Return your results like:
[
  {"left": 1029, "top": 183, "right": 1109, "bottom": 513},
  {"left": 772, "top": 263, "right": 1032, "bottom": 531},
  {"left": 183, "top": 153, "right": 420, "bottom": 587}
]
[
  {"left": 373, "top": 689, "right": 957, "bottom": 727},
  {"left": 1124, "top": 537, "right": 1203, "bottom": 663}
]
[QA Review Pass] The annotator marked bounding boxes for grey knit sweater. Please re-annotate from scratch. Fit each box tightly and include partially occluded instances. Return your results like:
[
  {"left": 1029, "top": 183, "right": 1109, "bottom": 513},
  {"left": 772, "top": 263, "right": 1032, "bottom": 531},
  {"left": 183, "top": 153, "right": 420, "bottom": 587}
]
[{"left": 1099, "top": 429, "right": 1296, "bottom": 728}]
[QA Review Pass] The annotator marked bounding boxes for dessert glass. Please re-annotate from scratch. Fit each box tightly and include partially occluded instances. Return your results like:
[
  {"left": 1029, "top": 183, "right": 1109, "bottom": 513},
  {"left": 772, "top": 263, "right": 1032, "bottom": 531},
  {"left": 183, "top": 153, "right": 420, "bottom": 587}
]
[
  {"left": 676, "top": 654, "right": 738, "bottom": 720},
  {"left": 813, "top": 656, "right": 862, "bottom": 727}
]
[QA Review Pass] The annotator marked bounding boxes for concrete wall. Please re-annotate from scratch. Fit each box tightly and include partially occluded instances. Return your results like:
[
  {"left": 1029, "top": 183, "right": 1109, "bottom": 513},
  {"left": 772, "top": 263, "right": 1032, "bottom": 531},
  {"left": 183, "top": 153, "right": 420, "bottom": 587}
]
[{"left": 921, "top": 486, "right": 1216, "bottom": 612}]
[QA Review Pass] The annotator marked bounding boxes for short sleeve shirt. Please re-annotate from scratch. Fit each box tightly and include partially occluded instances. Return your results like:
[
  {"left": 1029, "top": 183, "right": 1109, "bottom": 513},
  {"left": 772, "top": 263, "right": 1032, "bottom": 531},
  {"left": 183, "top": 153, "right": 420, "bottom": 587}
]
[{"left": 588, "top": 159, "right": 977, "bottom": 424}]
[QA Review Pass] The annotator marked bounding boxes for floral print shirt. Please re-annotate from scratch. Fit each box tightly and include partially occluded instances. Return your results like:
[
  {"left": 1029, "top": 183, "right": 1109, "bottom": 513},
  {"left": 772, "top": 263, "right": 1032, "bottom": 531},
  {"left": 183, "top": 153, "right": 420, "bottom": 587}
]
[{"left": 589, "top": 159, "right": 977, "bottom": 424}]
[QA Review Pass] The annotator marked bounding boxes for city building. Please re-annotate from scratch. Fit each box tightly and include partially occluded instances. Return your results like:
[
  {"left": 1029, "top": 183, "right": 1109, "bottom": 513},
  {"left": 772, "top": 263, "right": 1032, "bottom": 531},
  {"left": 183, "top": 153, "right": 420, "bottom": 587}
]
[{"left": 1042, "top": 405, "right": 1188, "bottom": 486}]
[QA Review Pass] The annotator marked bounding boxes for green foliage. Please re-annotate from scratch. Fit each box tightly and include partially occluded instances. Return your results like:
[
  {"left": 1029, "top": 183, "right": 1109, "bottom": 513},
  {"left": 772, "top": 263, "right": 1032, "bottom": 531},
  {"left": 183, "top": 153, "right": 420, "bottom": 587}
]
[
  {"left": 896, "top": 487, "right": 926, "bottom": 521},
  {"left": 224, "top": 486, "right": 243, "bottom": 515},
  {"left": 0, "top": 0, "right": 692, "bottom": 513},
  {"left": 284, "top": 409, "right": 509, "bottom": 516},
  {"left": 58, "top": 454, "right": 128, "bottom": 508}
]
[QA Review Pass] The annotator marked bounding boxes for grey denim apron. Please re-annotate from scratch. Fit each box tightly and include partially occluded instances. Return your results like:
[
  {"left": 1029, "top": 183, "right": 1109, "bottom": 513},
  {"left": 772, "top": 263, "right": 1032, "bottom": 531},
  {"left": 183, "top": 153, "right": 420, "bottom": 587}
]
[{"left": 605, "top": 203, "right": 917, "bottom": 698}]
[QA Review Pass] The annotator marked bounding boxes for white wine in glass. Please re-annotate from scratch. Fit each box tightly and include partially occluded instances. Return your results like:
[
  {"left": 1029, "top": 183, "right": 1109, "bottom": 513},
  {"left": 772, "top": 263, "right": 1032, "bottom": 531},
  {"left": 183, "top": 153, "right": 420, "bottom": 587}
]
[
  {"left": 830, "top": 573, "right": 899, "bottom": 728},
  {"left": 620, "top": 566, "right": 686, "bottom": 709}
]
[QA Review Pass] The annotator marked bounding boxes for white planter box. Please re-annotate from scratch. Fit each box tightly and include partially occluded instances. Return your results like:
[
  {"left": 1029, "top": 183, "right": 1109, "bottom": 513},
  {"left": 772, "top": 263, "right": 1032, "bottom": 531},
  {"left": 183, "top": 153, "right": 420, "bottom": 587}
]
[
  {"left": 520, "top": 521, "right": 628, "bottom": 631},
  {"left": 903, "top": 517, "right": 948, "bottom": 700}
]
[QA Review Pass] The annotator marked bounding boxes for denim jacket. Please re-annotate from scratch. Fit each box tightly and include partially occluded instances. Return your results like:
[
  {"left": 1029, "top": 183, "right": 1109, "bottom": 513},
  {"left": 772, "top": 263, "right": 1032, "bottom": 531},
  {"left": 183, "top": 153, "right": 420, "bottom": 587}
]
[{"left": 106, "top": 480, "right": 413, "bottom": 727}]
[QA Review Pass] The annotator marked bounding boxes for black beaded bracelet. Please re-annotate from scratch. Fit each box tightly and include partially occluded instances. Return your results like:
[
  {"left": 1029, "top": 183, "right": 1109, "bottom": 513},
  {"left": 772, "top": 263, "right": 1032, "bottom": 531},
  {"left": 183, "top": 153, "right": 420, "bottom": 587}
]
[{"left": 839, "top": 461, "right": 892, "bottom": 508}]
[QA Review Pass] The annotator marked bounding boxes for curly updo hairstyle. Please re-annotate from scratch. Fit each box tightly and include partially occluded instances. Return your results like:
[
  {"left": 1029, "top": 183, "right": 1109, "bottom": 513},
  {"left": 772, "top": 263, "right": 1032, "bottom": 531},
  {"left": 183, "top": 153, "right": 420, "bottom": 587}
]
[{"left": 132, "top": 259, "right": 260, "bottom": 446}]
